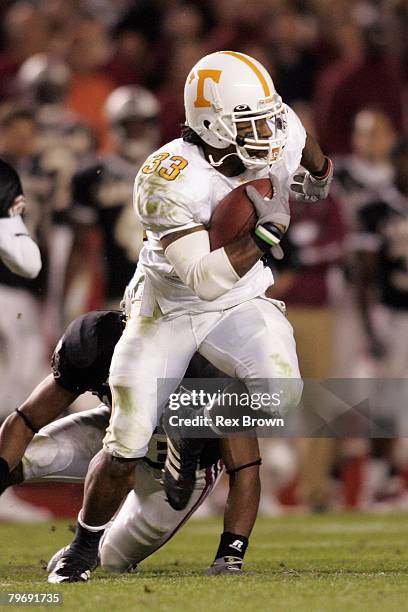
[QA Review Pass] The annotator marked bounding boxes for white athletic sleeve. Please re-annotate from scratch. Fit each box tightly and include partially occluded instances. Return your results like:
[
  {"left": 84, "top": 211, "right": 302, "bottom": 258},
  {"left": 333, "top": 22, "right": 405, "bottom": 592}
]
[
  {"left": 0, "top": 215, "right": 42, "bottom": 278},
  {"left": 164, "top": 230, "right": 239, "bottom": 301}
]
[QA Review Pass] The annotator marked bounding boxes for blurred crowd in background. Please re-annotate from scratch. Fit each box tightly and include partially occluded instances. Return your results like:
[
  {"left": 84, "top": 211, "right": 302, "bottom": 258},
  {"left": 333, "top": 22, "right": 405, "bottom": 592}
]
[{"left": 1, "top": 0, "right": 408, "bottom": 519}]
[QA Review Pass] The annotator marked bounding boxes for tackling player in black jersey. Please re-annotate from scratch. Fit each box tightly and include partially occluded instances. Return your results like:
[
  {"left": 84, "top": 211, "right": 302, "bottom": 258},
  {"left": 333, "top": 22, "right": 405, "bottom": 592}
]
[{"left": 0, "top": 309, "right": 261, "bottom": 579}]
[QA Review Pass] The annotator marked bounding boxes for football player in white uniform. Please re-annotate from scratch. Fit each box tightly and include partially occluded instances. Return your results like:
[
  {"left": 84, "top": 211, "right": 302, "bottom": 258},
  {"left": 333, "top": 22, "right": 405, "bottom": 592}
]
[{"left": 53, "top": 51, "right": 333, "bottom": 582}]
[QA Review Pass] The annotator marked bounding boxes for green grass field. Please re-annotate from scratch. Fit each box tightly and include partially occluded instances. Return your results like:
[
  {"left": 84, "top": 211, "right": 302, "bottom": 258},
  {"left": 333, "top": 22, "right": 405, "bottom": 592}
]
[{"left": 1, "top": 513, "right": 408, "bottom": 611}]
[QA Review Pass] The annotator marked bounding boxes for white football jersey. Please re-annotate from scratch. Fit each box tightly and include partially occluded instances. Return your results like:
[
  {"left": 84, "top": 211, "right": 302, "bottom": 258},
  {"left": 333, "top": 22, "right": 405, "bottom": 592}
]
[{"left": 132, "top": 105, "right": 306, "bottom": 315}]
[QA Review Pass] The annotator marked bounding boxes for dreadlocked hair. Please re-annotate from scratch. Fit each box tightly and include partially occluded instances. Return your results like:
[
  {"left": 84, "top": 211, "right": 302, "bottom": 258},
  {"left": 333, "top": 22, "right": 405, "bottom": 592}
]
[{"left": 181, "top": 124, "right": 204, "bottom": 146}]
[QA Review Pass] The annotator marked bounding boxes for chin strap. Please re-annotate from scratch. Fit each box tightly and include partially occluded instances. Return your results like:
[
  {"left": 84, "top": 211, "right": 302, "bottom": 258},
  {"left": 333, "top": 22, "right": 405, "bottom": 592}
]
[
  {"left": 208, "top": 150, "right": 269, "bottom": 170},
  {"left": 208, "top": 151, "right": 240, "bottom": 167}
]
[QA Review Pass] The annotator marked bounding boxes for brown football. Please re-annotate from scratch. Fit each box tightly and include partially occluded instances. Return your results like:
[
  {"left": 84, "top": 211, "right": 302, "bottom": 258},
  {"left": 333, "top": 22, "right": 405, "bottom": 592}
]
[{"left": 208, "top": 178, "right": 273, "bottom": 250}]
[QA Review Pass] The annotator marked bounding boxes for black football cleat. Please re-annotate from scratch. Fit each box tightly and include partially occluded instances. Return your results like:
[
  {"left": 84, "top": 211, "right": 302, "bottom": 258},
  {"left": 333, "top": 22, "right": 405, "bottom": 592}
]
[
  {"left": 205, "top": 556, "right": 244, "bottom": 575},
  {"left": 162, "top": 390, "right": 213, "bottom": 510},
  {"left": 47, "top": 545, "right": 70, "bottom": 574},
  {"left": 162, "top": 433, "right": 205, "bottom": 511},
  {"left": 47, "top": 545, "right": 98, "bottom": 584}
]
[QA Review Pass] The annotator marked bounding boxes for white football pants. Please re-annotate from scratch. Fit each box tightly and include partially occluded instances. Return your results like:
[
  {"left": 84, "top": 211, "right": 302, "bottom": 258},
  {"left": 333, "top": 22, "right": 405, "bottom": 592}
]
[{"left": 106, "top": 296, "right": 302, "bottom": 459}]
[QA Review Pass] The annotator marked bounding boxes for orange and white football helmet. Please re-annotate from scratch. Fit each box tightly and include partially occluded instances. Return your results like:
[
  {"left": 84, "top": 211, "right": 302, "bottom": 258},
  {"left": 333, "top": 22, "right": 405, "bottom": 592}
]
[{"left": 184, "top": 51, "right": 287, "bottom": 169}]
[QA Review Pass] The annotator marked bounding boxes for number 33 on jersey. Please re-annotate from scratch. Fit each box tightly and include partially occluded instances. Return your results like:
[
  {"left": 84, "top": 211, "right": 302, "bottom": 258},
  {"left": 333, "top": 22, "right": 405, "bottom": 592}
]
[
  {"left": 134, "top": 140, "right": 206, "bottom": 234},
  {"left": 141, "top": 152, "right": 188, "bottom": 182}
]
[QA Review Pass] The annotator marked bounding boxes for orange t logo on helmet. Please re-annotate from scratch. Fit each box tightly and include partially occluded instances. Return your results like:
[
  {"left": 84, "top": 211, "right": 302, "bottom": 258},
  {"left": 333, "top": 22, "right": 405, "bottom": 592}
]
[{"left": 193, "top": 69, "right": 222, "bottom": 108}]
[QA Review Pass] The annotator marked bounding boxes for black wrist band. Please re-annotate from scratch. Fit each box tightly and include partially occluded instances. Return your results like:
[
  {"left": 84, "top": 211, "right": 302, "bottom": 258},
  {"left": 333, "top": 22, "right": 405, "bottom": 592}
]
[
  {"left": 251, "top": 223, "right": 283, "bottom": 253},
  {"left": 251, "top": 230, "right": 270, "bottom": 253},
  {"left": 15, "top": 408, "right": 38, "bottom": 434},
  {"left": 226, "top": 458, "right": 262, "bottom": 475},
  {"left": 260, "top": 222, "right": 284, "bottom": 242},
  {"left": 312, "top": 157, "right": 329, "bottom": 179}
]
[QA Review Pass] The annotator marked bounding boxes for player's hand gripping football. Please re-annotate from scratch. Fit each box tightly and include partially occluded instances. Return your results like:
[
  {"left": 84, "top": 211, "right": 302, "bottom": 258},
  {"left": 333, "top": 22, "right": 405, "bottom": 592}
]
[
  {"left": 290, "top": 157, "right": 333, "bottom": 203},
  {"left": 245, "top": 180, "right": 290, "bottom": 260}
]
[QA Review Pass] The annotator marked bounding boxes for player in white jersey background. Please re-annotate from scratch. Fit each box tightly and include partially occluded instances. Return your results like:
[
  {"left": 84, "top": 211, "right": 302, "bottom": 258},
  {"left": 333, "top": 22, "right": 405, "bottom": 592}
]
[
  {"left": 0, "top": 152, "right": 45, "bottom": 420},
  {"left": 0, "top": 108, "right": 72, "bottom": 419},
  {"left": 51, "top": 50, "right": 334, "bottom": 583},
  {"left": 0, "top": 157, "right": 44, "bottom": 522}
]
